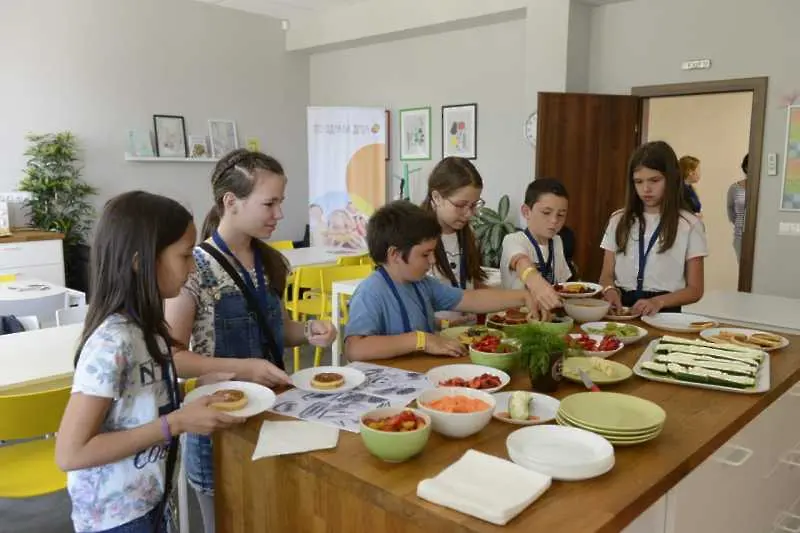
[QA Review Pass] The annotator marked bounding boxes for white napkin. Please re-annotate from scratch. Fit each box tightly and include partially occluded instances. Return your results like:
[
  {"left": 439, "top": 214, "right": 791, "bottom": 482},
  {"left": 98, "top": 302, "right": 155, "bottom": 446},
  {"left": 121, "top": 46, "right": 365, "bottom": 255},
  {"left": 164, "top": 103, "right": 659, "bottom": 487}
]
[
  {"left": 252, "top": 420, "right": 339, "bottom": 460},
  {"left": 417, "top": 449, "right": 551, "bottom": 526}
]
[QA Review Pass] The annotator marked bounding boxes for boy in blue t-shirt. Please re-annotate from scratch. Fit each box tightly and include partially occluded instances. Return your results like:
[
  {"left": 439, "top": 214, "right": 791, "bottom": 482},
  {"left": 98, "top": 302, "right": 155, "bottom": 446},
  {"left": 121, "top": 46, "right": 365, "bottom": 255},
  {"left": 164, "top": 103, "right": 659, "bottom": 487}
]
[{"left": 345, "top": 201, "right": 536, "bottom": 362}]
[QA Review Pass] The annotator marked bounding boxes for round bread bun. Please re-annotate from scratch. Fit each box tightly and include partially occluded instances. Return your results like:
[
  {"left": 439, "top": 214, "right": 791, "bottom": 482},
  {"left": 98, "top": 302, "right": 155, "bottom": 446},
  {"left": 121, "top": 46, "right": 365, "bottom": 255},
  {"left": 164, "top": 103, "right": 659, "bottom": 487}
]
[
  {"left": 311, "top": 372, "right": 345, "bottom": 390},
  {"left": 209, "top": 389, "right": 248, "bottom": 412}
]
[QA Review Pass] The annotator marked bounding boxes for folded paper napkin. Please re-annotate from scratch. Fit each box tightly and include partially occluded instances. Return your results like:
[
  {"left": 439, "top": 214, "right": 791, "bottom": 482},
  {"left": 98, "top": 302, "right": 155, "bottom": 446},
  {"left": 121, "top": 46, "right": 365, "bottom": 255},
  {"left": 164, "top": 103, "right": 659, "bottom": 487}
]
[
  {"left": 416, "top": 449, "right": 551, "bottom": 526},
  {"left": 252, "top": 420, "right": 339, "bottom": 461}
]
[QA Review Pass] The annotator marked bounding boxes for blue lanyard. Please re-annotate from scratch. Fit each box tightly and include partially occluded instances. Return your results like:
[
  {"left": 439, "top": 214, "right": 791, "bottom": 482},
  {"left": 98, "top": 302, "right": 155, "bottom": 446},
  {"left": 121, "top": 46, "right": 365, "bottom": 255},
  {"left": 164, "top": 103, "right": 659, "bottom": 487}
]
[
  {"left": 523, "top": 229, "right": 555, "bottom": 284},
  {"left": 637, "top": 218, "right": 663, "bottom": 293},
  {"left": 212, "top": 231, "right": 269, "bottom": 316},
  {"left": 377, "top": 267, "right": 430, "bottom": 333},
  {"left": 452, "top": 232, "right": 467, "bottom": 289}
]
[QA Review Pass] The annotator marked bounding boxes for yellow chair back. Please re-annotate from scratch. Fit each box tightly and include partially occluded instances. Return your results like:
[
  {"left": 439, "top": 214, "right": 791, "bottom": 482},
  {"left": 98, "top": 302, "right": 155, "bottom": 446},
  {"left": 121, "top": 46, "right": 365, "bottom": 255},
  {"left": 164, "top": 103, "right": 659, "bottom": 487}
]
[
  {"left": 269, "top": 240, "right": 295, "bottom": 251},
  {"left": 336, "top": 254, "right": 368, "bottom": 266},
  {"left": 0, "top": 273, "right": 17, "bottom": 282},
  {"left": 0, "top": 385, "right": 71, "bottom": 441},
  {"left": 320, "top": 264, "right": 374, "bottom": 320},
  {"left": 360, "top": 255, "right": 375, "bottom": 267}
]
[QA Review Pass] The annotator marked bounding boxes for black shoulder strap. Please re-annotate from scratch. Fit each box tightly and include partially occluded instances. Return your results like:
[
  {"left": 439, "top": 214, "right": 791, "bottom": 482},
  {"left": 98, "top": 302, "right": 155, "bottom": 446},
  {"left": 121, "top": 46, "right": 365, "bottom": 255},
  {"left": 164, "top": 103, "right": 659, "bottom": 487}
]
[{"left": 198, "top": 242, "right": 283, "bottom": 368}]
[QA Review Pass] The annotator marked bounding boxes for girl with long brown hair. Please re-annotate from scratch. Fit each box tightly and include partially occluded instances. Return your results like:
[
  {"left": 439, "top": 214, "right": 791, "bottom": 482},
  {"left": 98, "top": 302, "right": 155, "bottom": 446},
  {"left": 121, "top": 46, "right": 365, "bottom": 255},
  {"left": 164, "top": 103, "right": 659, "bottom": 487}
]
[{"left": 599, "top": 141, "right": 708, "bottom": 316}]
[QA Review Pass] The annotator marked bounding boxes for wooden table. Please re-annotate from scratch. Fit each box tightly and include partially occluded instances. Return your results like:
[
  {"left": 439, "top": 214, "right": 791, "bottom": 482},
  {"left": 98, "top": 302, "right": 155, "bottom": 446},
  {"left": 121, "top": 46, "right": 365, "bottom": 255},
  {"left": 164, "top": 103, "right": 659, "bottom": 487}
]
[{"left": 214, "top": 326, "right": 800, "bottom": 533}]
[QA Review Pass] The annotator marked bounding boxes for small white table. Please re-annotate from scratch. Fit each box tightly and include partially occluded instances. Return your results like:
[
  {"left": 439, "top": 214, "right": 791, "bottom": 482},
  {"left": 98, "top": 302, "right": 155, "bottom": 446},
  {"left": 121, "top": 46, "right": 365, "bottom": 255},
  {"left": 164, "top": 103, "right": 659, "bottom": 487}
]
[
  {"left": 280, "top": 247, "right": 365, "bottom": 270},
  {"left": 0, "top": 323, "right": 82, "bottom": 389},
  {"left": 0, "top": 278, "right": 67, "bottom": 327},
  {"left": 686, "top": 290, "right": 800, "bottom": 335}
]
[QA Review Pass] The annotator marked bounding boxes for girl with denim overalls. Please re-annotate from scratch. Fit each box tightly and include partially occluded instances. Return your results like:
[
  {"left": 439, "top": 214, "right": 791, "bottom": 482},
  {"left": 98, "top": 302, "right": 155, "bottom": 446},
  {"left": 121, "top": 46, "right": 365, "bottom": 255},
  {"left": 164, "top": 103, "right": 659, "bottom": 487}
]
[{"left": 166, "top": 150, "right": 338, "bottom": 533}]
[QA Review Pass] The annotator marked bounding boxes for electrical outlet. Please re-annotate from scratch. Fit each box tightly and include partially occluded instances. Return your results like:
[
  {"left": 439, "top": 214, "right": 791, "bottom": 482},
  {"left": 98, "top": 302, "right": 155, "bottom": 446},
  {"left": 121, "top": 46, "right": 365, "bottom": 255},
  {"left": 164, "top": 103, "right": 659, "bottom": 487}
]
[
  {"left": 0, "top": 192, "right": 31, "bottom": 203},
  {"left": 778, "top": 222, "right": 800, "bottom": 236},
  {"left": 767, "top": 153, "right": 779, "bottom": 176}
]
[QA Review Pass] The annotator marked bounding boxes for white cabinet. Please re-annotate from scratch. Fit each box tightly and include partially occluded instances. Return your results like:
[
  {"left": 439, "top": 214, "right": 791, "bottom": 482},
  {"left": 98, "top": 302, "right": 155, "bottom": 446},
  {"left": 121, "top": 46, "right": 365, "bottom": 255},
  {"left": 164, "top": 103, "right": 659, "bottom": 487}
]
[{"left": 0, "top": 238, "right": 65, "bottom": 286}]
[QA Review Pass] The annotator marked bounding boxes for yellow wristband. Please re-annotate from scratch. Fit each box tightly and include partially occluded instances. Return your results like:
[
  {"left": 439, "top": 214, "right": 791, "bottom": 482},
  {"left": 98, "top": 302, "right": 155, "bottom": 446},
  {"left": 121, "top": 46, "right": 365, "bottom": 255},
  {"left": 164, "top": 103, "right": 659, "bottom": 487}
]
[
  {"left": 415, "top": 331, "right": 427, "bottom": 351},
  {"left": 520, "top": 266, "right": 536, "bottom": 283},
  {"left": 184, "top": 378, "right": 198, "bottom": 394}
]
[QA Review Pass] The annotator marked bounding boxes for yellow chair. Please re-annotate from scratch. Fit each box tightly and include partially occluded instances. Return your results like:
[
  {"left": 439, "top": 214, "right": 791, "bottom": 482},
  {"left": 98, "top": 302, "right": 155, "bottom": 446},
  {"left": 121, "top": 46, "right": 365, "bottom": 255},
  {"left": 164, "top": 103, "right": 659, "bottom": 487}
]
[
  {"left": 0, "top": 384, "right": 71, "bottom": 498},
  {"left": 321, "top": 264, "right": 374, "bottom": 326},
  {"left": 285, "top": 265, "right": 333, "bottom": 371},
  {"left": 269, "top": 240, "right": 295, "bottom": 251},
  {"left": 360, "top": 255, "right": 375, "bottom": 267},
  {"left": 0, "top": 273, "right": 17, "bottom": 282},
  {"left": 336, "top": 254, "right": 368, "bottom": 266}
]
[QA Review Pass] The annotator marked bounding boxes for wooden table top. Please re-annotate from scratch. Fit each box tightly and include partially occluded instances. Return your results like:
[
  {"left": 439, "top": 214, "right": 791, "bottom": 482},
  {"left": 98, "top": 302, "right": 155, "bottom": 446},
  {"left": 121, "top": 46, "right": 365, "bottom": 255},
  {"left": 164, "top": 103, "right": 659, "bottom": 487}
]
[
  {"left": 0, "top": 228, "right": 64, "bottom": 243},
  {"left": 223, "top": 326, "right": 800, "bottom": 533}
]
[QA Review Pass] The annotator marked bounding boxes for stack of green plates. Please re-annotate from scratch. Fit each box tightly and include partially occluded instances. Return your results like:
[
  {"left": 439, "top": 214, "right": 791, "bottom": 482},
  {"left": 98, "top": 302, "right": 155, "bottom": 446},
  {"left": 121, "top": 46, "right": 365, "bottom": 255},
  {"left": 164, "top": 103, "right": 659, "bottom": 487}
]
[{"left": 556, "top": 392, "right": 666, "bottom": 446}]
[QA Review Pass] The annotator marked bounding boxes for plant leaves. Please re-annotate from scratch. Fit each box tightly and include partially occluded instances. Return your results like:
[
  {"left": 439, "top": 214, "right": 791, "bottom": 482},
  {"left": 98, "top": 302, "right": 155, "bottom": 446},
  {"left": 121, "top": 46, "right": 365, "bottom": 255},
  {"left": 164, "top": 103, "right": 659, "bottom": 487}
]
[{"left": 498, "top": 195, "right": 510, "bottom": 221}]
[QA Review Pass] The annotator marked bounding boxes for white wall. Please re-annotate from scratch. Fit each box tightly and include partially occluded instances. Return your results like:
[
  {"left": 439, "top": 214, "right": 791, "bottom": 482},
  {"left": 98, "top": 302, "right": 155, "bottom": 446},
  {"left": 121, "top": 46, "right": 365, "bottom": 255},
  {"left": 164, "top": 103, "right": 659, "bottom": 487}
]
[
  {"left": 310, "top": 19, "right": 531, "bottom": 211},
  {"left": 0, "top": 0, "right": 310, "bottom": 241},
  {"left": 588, "top": 0, "right": 800, "bottom": 298}
]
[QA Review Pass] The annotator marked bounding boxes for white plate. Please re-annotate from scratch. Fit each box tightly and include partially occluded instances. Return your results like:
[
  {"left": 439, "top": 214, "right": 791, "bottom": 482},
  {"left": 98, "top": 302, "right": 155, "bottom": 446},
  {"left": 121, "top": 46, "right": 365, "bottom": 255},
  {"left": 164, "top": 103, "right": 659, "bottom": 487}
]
[
  {"left": 426, "top": 364, "right": 510, "bottom": 394},
  {"left": 556, "top": 282, "right": 603, "bottom": 299},
  {"left": 581, "top": 322, "right": 648, "bottom": 344},
  {"left": 290, "top": 365, "right": 366, "bottom": 394},
  {"left": 506, "top": 425, "right": 615, "bottom": 481},
  {"left": 641, "top": 313, "right": 718, "bottom": 333},
  {"left": 633, "top": 339, "right": 770, "bottom": 394},
  {"left": 603, "top": 307, "right": 640, "bottom": 321},
  {"left": 492, "top": 391, "right": 560, "bottom": 426},
  {"left": 568, "top": 333, "right": 624, "bottom": 359},
  {"left": 699, "top": 327, "right": 789, "bottom": 352},
  {"left": 184, "top": 380, "right": 277, "bottom": 418}
]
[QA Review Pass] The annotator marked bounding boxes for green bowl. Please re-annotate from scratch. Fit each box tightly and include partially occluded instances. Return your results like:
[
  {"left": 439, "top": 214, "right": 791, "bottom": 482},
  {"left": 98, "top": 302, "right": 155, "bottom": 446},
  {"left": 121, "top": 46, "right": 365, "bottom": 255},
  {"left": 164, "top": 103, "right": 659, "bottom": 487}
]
[
  {"left": 527, "top": 316, "right": 575, "bottom": 336},
  {"left": 468, "top": 342, "right": 522, "bottom": 372},
  {"left": 360, "top": 408, "right": 431, "bottom": 463}
]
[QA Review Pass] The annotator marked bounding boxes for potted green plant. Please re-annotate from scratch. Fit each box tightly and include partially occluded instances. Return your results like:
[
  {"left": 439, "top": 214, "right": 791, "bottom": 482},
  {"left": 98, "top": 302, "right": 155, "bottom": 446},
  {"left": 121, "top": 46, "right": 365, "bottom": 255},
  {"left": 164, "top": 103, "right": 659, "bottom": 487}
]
[
  {"left": 505, "top": 323, "right": 568, "bottom": 392},
  {"left": 18, "top": 132, "right": 97, "bottom": 293},
  {"left": 472, "top": 195, "right": 517, "bottom": 268}
]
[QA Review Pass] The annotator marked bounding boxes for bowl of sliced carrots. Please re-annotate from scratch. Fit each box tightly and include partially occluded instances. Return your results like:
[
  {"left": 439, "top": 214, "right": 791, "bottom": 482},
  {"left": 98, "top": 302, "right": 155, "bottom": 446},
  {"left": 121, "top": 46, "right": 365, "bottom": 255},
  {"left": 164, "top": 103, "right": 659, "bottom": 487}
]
[{"left": 415, "top": 387, "right": 496, "bottom": 438}]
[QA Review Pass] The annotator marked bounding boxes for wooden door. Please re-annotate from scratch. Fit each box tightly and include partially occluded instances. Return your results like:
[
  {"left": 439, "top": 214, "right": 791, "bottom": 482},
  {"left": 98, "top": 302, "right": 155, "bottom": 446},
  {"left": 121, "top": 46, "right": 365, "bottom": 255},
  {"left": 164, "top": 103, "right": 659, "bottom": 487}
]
[{"left": 536, "top": 92, "right": 641, "bottom": 283}]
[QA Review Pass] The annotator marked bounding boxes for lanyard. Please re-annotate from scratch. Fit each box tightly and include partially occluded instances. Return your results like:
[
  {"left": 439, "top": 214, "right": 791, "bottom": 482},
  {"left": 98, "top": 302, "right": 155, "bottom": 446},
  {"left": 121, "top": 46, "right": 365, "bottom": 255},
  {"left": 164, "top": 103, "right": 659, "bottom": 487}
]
[
  {"left": 377, "top": 267, "right": 430, "bottom": 333},
  {"left": 452, "top": 232, "right": 467, "bottom": 289},
  {"left": 637, "top": 218, "right": 663, "bottom": 293},
  {"left": 212, "top": 231, "right": 269, "bottom": 315},
  {"left": 523, "top": 229, "right": 555, "bottom": 284}
]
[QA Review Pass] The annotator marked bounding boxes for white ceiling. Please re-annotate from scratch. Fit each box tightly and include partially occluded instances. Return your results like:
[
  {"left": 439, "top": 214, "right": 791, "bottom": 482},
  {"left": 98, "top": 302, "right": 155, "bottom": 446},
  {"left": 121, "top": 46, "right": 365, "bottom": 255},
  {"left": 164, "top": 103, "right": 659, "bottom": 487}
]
[{"left": 192, "top": 0, "right": 372, "bottom": 20}]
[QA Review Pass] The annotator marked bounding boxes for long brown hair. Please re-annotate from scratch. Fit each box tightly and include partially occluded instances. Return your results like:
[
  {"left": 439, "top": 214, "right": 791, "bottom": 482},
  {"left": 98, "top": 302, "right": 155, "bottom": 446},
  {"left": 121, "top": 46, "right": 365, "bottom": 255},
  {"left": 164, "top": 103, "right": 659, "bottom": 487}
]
[
  {"left": 615, "top": 141, "right": 687, "bottom": 254},
  {"left": 201, "top": 149, "right": 289, "bottom": 295},
  {"left": 76, "top": 191, "right": 193, "bottom": 366},
  {"left": 421, "top": 157, "right": 487, "bottom": 286},
  {"left": 679, "top": 155, "right": 700, "bottom": 181}
]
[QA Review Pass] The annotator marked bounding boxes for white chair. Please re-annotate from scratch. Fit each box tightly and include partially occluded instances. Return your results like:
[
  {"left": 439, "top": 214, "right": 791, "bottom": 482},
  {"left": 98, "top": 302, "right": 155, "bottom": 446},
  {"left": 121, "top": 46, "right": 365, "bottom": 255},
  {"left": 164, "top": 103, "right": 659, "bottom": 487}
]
[
  {"left": 55, "top": 306, "right": 88, "bottom": 326},
  {"left": 16, "top": 316, "right": 40, "bottom": 331}
]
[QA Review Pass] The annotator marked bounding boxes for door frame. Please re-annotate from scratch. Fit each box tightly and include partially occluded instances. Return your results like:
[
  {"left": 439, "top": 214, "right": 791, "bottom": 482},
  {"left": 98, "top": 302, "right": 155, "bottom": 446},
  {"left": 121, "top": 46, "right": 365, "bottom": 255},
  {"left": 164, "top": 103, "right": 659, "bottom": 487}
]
[{"left": 631, "top": 77, "right": 768, "bottom": 293}]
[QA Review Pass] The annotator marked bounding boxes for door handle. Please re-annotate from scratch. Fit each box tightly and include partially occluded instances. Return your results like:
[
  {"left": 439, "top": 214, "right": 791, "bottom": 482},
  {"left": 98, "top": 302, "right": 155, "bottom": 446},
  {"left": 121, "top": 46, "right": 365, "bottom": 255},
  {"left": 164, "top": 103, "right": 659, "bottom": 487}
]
[{"left": 711, "top": 444, "right": 753, "bottom": 467}]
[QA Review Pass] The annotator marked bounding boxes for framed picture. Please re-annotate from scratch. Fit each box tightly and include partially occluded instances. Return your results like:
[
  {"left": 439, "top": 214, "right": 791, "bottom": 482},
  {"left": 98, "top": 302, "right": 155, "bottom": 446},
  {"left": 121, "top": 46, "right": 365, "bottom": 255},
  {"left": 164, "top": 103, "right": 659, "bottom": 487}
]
[
  {"left": 188, "top": 135, "right": 209, "bottom": 158},
  {"left": 780, "top": 105, "right": 800, "bottom": 210},
  {"left": 442, "top": 103, "right": 478, "bottom": 159},
  {"left": 153, "top": 115, "right": 188, "bottom": 158},
  {"left": 385, "top": 109, "right": 391, "bottom": 161},
  {"left": 399, "top": 107, "right": 431, "bottom": 161},
  {"left": 209, "top": 120, "right": 239, "bottom": 158}
]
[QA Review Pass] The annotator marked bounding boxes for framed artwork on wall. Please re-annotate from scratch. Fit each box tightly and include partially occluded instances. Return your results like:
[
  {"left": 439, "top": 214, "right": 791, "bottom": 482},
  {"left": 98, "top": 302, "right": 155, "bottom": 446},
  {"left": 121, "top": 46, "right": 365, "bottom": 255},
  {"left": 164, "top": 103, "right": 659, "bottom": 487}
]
[
  {"left": 781, "top": 105, "right": 800, "bottom": 210},
  {"left": 385, "top": 109, "right": 391, "bottom": 161},
  {"left": 209, "top": 119, "right": 239, "bottom": 158},
  {"left": 442, "top": 103, "right": 477, "bottom": 159},
  {"left": 153, "top": 115, "right": 188, "bottom": 158},
  {"left": 399, "top": 107, "right": 431, "bottom": 161}
]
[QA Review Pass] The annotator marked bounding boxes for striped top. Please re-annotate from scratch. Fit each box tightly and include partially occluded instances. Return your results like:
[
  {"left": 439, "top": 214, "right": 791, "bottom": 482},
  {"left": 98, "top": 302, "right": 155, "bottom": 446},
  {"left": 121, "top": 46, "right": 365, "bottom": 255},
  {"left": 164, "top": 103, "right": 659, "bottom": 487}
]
[{"left": 727, "top": 182, "right": 746, "bottom": 238}]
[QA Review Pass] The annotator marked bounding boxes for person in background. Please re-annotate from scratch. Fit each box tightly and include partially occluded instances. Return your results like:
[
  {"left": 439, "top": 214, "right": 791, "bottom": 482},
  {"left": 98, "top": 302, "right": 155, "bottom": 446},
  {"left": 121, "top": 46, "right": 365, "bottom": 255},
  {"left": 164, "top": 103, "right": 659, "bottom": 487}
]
[
  {"left": 557, "top": 226, "right": 578, "bottom": 280},
  {"left": 165, "top": 150, "right": 337, "bottom": 533},
  {"left": 599, "top": 141, "right": 708, "bottom": 316},
  {"left": 56, "top": 191, "right": 243, "bottom": 533},
  {"left": 727, "top": 154, "right": 748, "bottom": 263},
  {"left": 679, "top": 155, "right": 702, "bottom": 215},
  {"left": 344, "top": 201, "right": 539, "bottom": 362},
  {"left": 421, "top": 157, "right": 487, "bottom": 327},
  {"left": 499, "top": 178, "right": 568, "bottom": 310}
]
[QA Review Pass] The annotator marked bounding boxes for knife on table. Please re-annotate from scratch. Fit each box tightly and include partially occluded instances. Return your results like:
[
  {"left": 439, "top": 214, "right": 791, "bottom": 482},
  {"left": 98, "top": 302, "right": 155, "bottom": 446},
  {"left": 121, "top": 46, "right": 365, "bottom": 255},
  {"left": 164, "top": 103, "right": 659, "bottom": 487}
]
[{"left": 578, "top": 369, "right": 601, "bottom": 392}]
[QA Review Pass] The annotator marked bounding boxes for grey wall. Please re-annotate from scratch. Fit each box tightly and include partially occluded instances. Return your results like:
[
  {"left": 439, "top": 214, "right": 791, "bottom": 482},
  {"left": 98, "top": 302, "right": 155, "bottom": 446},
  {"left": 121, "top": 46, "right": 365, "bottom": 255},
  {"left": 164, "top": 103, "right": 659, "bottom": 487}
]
[
  {"left": 588, "top": 0, "right": 800, "bottom": 297},
  {"left": 0, "top": 0, "right": 310, "bottom": 241},
  {"left": 309, "top": 19, "right": 531, "bottom": 211}
]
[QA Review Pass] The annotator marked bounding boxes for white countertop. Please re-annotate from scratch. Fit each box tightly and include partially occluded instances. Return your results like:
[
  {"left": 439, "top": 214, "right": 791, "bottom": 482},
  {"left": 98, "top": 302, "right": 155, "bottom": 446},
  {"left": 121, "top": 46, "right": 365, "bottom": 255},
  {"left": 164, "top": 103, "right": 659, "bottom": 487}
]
[
  {"left": 0, "top": 278, "right": 65, "bottom": 301},
  {"left": 280, "top": 247, "right": 365, "bottom": 269},
  {"left": 686, "top": 290, "right": 800, "bottom": 335},
  {"left": 0, "top": 323, "right": 82, "bottom": 388}
]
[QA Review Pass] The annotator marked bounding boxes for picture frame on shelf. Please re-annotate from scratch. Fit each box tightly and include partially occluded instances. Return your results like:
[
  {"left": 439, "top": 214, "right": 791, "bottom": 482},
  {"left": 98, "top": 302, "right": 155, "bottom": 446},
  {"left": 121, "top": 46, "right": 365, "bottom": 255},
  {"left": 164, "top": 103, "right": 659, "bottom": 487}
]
[
  {"left": 209, "top": 119, "right": 239, "bottom": 158},
  {"left": 442, "top": 103, "right": 478, "bottom": 160},
  {"left": 127, "top": 130, "right": 154, "bottom": 157},
  {"left": 399, "top": 107, "right": 431, "bottom": 161},
  {"left": 153, "top": 115, "right": 188, "bottom": 158},
  {"left": 385, "top": 109, "right": 391, "bottom": 161},
  {"left": 188, "top": 135, "right": 210, "bottom": 158}
]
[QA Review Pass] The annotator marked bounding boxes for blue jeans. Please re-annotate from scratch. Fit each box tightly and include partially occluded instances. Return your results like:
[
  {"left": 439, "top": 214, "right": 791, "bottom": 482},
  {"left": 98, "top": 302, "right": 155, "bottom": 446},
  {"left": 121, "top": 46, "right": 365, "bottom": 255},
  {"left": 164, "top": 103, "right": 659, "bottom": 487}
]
[
  {"left": 185, "top": 288, "right": 284, "bottom": 495},
  {"left": 92, "top": 506, "right": 162, "bottom": 533}
]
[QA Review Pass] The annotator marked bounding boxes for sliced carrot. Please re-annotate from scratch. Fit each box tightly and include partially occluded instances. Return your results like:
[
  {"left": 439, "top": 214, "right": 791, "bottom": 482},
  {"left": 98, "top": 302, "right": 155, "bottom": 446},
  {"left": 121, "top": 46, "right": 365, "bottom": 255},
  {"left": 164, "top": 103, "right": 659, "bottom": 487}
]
[{"left": 425, "top": 395, "right": 491, "bottom": 413}]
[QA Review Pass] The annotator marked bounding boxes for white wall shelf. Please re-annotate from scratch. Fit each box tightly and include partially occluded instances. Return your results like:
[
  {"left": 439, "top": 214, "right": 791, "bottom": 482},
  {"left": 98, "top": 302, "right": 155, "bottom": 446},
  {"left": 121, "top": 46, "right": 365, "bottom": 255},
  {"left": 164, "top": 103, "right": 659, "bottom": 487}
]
[{"left": 124, "top": 155, "right": 220, "bottom": 163}]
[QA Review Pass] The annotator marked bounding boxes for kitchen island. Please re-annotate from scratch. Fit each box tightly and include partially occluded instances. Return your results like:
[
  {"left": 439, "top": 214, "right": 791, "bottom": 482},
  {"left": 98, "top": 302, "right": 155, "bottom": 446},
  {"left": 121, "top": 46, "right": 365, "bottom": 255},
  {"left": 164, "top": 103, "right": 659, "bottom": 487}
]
[{"left": 214, "top": 325, "right": 800, "bottom": 533}]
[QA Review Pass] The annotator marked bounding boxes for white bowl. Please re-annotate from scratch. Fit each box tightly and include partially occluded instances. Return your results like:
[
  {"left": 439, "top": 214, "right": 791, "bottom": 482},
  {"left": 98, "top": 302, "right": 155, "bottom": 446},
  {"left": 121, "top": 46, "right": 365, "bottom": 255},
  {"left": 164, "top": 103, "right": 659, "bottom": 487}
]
[
  {"left": 564, "top": 299, "right": 611, "bottom": 323},
  {"left": 425, "top": 364, "right": 510, "bottom": 394},
  {"left": 568, "top": 334, "right": 624, "bottom": 359},
  {"left": 415, "top": 387, "right": 496, "bottom": 438},
  {"left": 581, "top": 322, "right": 648, "bottom": 344}
]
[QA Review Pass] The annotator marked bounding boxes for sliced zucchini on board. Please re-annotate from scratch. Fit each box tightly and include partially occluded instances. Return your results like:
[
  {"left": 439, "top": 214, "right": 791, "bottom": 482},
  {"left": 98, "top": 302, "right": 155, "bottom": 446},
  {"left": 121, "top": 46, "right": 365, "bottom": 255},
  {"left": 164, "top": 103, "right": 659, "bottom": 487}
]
[
  {"left": 655, "top": 343, "right": 762, "bottom": 366},
  {"left": 641, "top": 361, "right": 668, "bottom": 375},
  {"left": 660, "top": 335, "right": 763, "bottom": 356},
  {"left": 653, "top": 353, "right": 756, "bottom": 376}
]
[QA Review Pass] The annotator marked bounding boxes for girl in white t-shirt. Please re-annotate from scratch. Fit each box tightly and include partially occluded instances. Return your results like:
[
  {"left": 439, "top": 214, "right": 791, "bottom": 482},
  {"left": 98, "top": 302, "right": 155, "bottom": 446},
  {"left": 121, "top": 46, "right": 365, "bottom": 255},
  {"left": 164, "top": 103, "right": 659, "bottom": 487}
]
[
  {"left": 599, "top": 141, "right": 708, "bottom": 316},
  {"left": 499, "top": 178, "right": 565, "bottom": 312},
  {"left": 421, "top": 157, "right": 487, "bottom": 326},
  {"left": 56, "top": 191, "right": 243, "bottom": 533}
]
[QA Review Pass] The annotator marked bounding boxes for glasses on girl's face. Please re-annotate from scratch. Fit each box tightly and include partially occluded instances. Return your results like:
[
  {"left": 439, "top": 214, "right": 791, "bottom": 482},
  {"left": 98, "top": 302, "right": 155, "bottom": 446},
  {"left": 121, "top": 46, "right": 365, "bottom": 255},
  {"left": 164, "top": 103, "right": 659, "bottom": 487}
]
[{"left": 446, "top": 198, "right": 485, "bottom": 212}]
